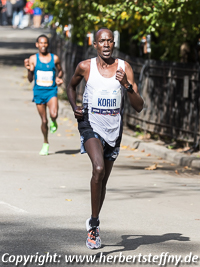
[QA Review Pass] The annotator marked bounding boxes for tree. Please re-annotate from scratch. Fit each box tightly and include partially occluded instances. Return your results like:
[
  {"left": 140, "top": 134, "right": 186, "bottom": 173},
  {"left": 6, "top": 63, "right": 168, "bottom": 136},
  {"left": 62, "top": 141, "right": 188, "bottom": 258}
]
[{"left": 34, "top": 0, "right": 200, "bottom": 61}]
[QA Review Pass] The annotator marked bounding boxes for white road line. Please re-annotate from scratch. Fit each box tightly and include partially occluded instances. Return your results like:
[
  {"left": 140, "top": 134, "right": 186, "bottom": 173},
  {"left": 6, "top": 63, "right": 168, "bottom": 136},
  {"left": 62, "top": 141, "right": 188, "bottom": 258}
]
[{"left": 0, "top": 201, "right": 28, "bottom": 213}]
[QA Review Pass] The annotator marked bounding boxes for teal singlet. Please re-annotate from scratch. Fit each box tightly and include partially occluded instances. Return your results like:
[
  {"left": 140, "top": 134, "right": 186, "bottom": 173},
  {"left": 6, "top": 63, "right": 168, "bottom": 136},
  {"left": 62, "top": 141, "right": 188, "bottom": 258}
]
[
  {"left": 33, "top": 53, "right": 57, "bottom": 90},
  {"left": 33, "top": 53, "right": 57, "bottom": 104}
]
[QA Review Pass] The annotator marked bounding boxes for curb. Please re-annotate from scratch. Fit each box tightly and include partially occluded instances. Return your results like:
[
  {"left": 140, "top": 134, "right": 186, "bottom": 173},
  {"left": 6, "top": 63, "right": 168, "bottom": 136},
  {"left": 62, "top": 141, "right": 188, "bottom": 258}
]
[
  {"left": 59, "top": 100, "right": 200, "bottom": 170},
  {"left": 121, "top": 134, "right": 200, "bottom": 170}
]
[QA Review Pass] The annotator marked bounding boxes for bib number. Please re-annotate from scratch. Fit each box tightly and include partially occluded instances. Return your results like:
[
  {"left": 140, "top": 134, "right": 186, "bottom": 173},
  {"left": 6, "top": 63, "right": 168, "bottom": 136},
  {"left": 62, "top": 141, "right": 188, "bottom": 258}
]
[
  {"left": 91, "top": 89, "right": 121, "bottom": 115},
  {"left": 36, "top": 70, "right": 53, "bottom": 87}
]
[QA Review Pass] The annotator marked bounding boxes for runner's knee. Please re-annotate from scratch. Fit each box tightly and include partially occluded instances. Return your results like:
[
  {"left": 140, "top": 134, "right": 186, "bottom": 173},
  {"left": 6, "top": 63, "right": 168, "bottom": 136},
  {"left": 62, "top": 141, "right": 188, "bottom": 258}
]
[
  {"left": 50, "top": 110, "right": 58, "bottom": 120},
  {"left": 41, "top": 117, "right": 48, "bottom": 125},
  {"left": 92, "top": 164, "right": 105, "bottom": 182}
]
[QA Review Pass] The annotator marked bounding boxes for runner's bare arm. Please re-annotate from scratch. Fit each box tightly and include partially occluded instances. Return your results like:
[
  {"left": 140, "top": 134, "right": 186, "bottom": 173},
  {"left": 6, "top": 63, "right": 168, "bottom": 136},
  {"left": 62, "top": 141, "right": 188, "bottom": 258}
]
[
  {"left": 54, "top": 55, "right": 63, "bottom": 86},
  {"left": 116, "top": 62, "right": 144, "bottom": 112},
  {"left": 67, "top": 60, "right": 90, "bottom": 119},
  {"left": 24, "top": 55, "right": 35, "bottom": 83}
]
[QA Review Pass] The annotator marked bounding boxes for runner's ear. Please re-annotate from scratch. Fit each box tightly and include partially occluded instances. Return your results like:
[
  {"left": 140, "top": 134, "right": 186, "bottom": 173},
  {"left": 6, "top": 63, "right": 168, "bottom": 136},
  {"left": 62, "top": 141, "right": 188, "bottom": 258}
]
[{"left": 36, "top": 42, "right": 39, "bottom": 48}]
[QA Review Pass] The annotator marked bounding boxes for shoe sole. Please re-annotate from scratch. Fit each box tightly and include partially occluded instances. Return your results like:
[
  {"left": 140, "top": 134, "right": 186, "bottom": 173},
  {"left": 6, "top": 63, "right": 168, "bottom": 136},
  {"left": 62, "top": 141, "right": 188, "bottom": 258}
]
[{"left": 86, "top": 240, "right": 101, "bottom": 249}]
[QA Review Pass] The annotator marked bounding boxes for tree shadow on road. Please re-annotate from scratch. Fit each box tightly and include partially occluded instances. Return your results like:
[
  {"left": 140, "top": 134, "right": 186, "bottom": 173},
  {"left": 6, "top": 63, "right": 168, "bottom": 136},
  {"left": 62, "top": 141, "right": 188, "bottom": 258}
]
[{"left": 0, "top": 217, "right": 197, "bottom": 267}]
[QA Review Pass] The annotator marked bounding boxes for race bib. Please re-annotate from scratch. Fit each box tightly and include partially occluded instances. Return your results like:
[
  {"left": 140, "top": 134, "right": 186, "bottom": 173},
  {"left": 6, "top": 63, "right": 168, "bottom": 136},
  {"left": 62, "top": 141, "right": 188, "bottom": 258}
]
[
  {"left": 91, "top": 89, "right": 121, "bottom": 115},
  {"left": 36, "top": 70, "right": 53, "bottom": 87}
]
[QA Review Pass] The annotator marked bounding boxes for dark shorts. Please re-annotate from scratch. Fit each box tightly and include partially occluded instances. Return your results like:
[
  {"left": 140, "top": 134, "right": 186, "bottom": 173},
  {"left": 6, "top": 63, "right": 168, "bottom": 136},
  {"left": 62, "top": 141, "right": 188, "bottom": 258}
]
[
  {"left": 32, "top": 89, "right": 57, "bottom": 104},
  {"left": 80, "top": 130, "right": 120, "bottom": 161}
]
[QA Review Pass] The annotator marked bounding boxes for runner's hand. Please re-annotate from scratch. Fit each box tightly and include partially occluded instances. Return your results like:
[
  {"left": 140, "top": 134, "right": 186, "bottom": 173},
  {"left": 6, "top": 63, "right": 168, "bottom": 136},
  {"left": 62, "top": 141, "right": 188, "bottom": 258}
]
[
  {"left": 74, "top": 106, "right": 84, "bottom": 120},
  {"left": 56, "top": 77, "right": 63, "bottom": 86},
  {"left": 24, "top": 58, "right": 34, "bottom": 71},
  {"left": 24, "top": 58, "right": 30, "bottom": 70},
  {"left": 116, "top": 67, "right": 129, "bottom": 87}
]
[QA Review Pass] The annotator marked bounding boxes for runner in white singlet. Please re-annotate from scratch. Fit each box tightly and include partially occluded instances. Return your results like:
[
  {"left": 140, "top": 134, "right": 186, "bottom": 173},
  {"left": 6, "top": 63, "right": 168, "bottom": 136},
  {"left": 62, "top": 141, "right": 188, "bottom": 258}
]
[{"left": 67, "top": 28, "right": 144, "bottom": 249}]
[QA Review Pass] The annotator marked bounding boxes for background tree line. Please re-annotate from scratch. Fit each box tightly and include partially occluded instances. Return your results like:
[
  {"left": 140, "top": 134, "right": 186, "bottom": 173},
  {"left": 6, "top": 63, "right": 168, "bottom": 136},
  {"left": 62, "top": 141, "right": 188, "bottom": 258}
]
[{"left": 34, "top": 0, "right": 200, "bottom": 62}]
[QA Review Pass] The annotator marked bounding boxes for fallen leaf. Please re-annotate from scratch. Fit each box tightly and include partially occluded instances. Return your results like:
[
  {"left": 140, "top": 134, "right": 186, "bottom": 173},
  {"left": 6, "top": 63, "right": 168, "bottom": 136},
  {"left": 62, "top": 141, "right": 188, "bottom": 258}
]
[
  {"left": 184, "top": 166, "right": 192, "bottom": 170},
  {"left": 175, "top": 170, "right": 180, "bottom": 175},
  {"left": 176, "top": 148, "right": 184, "bottom": 152},
  {"left": 158, "top": 157, "right": 163, "bottom": 160},
  {"left": 121, "top": 145, "right": 128, "bottom": 150},
  {"left": 145, "top": 133, "right": 151, "bottom": 139},
  {"left": 141, "top": 149, "right": 145, "bottom": 152},
  {"left": 74, "top": 123, "right": 78, "bottom": 127},
  {"left": 145, "top": 164, "right": 157, "bottom": 170},
  {"left": 138, "top": 135, "right": 144, "bottom": 140},
  {"left": 66, "top": 134, "right": 75, "bottom": 137},
  {"left": 65, "top": 199, "right": 72, "bottom": 201},
  {"left": 131, "top": 148, "right": 136, "bottom": 151},
  {"left": 72, "top": 154, "right": 76, "bottom": 157},
  {"left": 126, "top": 155, "right": 135, "bottom": 158},
  {"left": 146, "top": 153, "right": 151, "bottom": 157},
  {"left": 171, "top": 163, "right": 175, "bottom": 166},
  {"left": 135, "top": 157, "right": 141, "bottom": 160},
  {"left": 65, "top": 129, "right": 72, "bottom": 132},
  {"left": 63, "top": 118, "right": 68, "bottom": 121}
]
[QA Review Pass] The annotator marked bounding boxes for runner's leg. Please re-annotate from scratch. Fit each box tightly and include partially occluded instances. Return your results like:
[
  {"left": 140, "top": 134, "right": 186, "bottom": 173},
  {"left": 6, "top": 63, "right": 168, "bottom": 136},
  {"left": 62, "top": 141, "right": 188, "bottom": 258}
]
[
  {"left": 47, "top": 96, "right": 58, "bottom": 122},
  {"left": 36, "top": 104, "right": 48, "bottom": 143},
  {"left": 99, "top": 159, "right": 114, "bottom": 213},
  {"left": 84, "top": 137, "right": 105, "bottom": 218}
]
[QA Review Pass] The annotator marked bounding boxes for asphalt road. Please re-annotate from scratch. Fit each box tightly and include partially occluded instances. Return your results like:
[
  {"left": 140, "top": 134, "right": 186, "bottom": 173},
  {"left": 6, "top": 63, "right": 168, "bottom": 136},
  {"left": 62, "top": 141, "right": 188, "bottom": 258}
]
[{"left": 0, "top": 26, "right": 200, "bottom": 267}]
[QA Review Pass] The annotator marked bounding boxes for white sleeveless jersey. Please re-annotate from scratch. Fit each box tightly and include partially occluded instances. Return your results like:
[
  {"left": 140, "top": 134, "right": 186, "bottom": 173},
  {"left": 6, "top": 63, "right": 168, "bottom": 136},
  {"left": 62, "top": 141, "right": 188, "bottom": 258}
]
[{"left": 80, "top": 57, "right": 125, "bottom": 147}]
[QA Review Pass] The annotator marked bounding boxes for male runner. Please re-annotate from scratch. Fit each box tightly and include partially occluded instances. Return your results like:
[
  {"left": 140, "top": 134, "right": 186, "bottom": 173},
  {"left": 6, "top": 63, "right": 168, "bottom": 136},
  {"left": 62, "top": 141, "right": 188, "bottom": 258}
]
[
  {"left": 24, "top": 34, "right": 63, "bottom": 155},
  {"left": 67, "top": 28, "right": 144, "bottom": 249}
]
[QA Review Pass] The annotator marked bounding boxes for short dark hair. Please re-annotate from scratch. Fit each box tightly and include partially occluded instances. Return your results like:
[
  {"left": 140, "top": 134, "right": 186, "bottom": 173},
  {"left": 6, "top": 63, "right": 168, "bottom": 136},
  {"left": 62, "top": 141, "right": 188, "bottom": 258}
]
[
  {"left": 94, "top": 28, "right": 114, "bottom": 42},
  {"left": 36, "top": 34, "right": 49, "bottom": 44}
]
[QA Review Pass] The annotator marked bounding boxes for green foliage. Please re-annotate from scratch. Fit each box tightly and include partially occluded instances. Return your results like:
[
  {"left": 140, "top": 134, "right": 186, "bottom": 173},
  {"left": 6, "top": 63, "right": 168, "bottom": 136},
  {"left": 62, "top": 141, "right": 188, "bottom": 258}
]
[{"left": 35, "top": 0, "right": 200, "bottom": 61}]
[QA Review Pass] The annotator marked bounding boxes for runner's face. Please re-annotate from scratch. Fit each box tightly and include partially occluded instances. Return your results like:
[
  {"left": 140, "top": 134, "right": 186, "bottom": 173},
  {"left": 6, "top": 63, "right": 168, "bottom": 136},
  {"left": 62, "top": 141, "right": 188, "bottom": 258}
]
[
  {"left": 36, "top": 37, "right": 49, "bottom": 54},
  {"left": 94, "top": 30, "right": 115, "bottom": 59}
]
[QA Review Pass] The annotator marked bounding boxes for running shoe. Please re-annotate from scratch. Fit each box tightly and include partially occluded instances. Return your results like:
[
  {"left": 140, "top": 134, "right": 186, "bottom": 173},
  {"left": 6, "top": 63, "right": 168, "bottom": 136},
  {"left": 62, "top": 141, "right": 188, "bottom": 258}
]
[
  {"left": 49, "top": 118, "right": 58, "bottom": 133},
  {"left": 39, "top": 143, "right": 49, "bottom": 156},
  {"left": 86, "top": 227, "right": 101, "bottom": 249}
]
